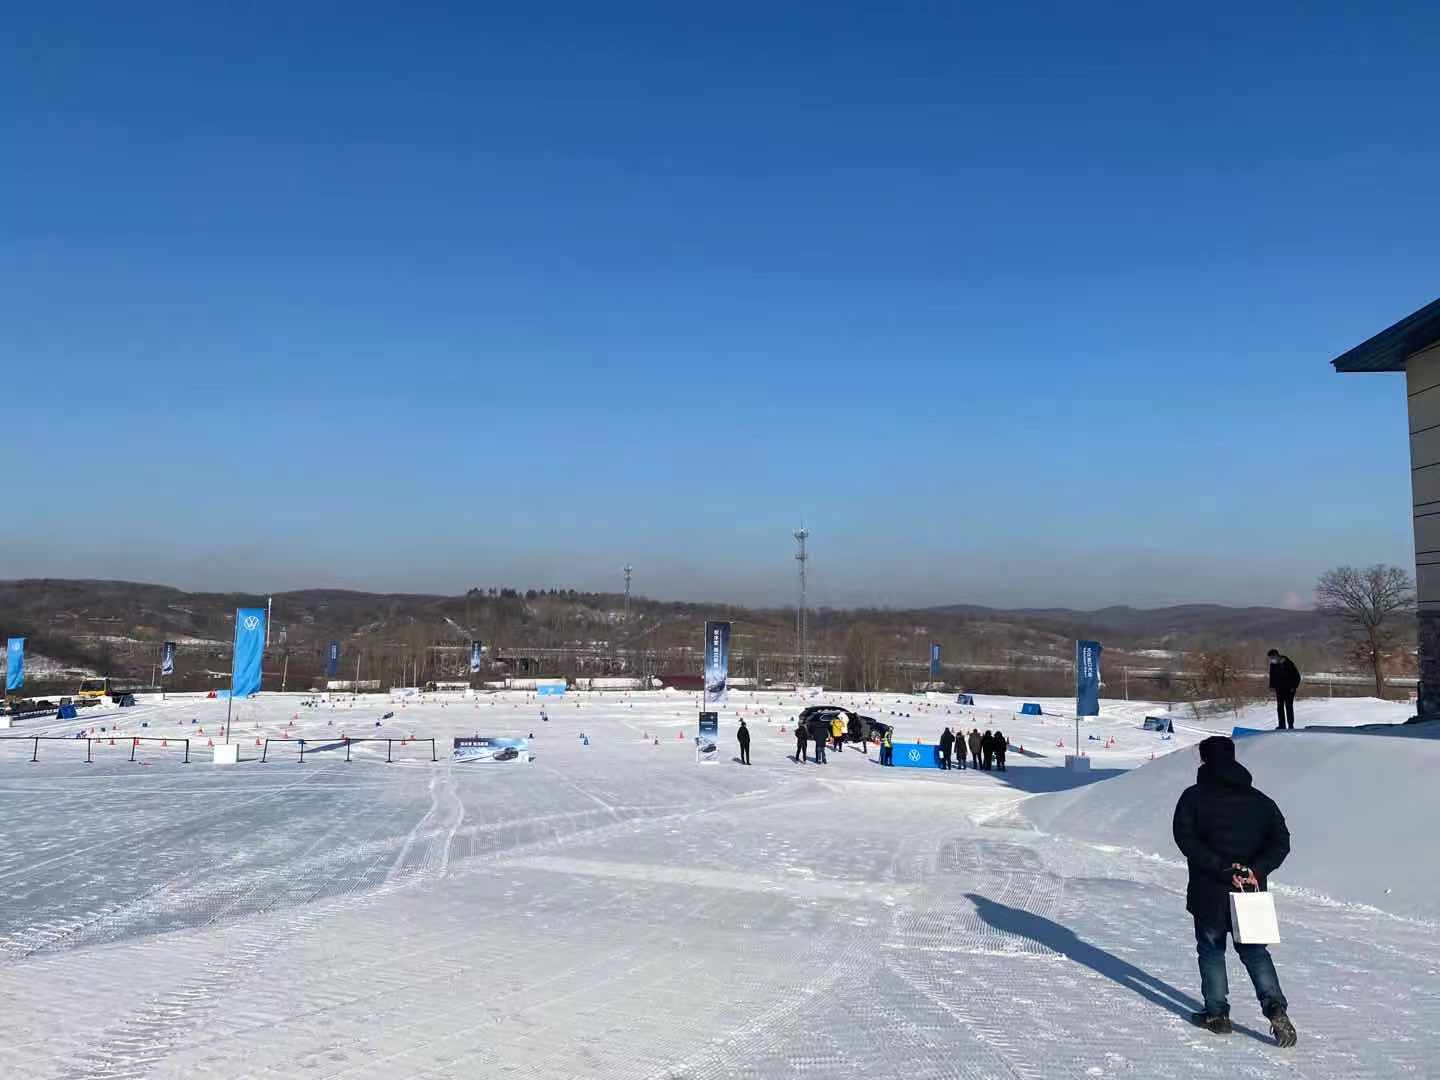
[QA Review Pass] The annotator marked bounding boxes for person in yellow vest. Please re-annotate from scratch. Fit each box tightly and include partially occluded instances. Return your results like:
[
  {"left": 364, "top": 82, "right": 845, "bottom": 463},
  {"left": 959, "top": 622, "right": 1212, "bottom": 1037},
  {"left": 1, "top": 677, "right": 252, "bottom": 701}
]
[
  {"left": 880, "top": 728, "right": 893, "bottom": 766},
  {"left": 830, "top": 713, "right": 846, "bottom": 753}
]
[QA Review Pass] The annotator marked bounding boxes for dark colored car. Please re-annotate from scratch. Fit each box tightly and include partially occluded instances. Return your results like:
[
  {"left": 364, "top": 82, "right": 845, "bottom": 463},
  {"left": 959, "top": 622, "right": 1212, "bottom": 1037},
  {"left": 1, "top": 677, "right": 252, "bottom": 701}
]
[{"left": 796, "top": 705, "right": 888, "bottom": 745}]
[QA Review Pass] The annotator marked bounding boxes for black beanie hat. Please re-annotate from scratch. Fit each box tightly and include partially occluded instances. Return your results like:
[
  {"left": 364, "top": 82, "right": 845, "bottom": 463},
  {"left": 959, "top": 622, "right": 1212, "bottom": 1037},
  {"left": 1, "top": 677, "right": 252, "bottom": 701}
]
[{"left": 1199, "top": 735, "right": 1236, "bottom": 765}]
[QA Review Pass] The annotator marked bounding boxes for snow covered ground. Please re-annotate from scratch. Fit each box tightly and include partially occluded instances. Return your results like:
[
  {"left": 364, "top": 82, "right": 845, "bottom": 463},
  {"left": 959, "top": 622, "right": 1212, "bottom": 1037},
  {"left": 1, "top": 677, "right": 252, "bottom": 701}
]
[{"left": 0, "top": 689, "right": 1431, "bottom": 1078}]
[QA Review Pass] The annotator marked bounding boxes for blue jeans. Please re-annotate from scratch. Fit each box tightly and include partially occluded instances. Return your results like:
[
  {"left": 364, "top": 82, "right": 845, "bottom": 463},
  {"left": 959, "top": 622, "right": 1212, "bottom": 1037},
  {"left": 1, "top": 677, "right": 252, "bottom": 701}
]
[{"left": 1195, "top": 920, "right": 1288, "bottom": 1017}]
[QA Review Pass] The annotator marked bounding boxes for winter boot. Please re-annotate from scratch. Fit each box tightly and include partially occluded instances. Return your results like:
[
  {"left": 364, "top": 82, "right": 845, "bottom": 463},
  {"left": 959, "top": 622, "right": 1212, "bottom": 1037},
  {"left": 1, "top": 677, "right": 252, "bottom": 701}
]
[
  {"left": 1189, "top": 1011, "right": 1232, "bottom": 1035},
  {"left": 1267, "top": 1008, "right": 1297, "bottom": 1048}
]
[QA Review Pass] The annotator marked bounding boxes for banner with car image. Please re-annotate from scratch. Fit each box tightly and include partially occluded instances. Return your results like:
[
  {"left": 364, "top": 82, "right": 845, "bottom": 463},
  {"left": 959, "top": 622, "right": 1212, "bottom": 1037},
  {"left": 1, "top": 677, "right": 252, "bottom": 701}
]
[
  {"left": 453, "top": 736, "right": 531, "bottom": 763},
  {"left": 703, "top": 620, "right": 730, "bottom": 706}
]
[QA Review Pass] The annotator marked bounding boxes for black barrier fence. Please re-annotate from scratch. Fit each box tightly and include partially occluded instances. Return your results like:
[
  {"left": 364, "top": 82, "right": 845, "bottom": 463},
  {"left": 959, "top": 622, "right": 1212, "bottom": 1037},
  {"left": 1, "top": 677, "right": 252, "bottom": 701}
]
[
  {"left": 260, "top": 736, "right": 438, "bottom": 764},
  {"left": 0, "top": 735, "right": 191, "bottom": 765}
]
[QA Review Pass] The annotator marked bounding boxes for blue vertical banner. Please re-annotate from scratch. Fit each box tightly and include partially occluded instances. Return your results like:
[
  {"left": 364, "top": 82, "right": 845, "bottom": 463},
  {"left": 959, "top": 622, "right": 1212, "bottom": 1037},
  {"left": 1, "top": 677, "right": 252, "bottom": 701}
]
[
  {"left": 161, "top": 641, "right": 176, "bottom": 677},
  {"left": 5, "top": 638, "right": 24, "bottom": 692},
  {"left": 1076, "top": 639, "right": 1103, "bottom": 717},
  {"left": 326, "top": 640, "right": 340, "bottom": 678},
  {"left": 470, "top": 640, "right": 484, "bottom": 674},
  {"left": 703, "top": 620, "right": 731, "bottom": 706},
  {"left": 232, "top": 608, "right": 266, "bottom": 698},
  {"left": 929, "top": 642, "right": 942, "bottom": 680}
]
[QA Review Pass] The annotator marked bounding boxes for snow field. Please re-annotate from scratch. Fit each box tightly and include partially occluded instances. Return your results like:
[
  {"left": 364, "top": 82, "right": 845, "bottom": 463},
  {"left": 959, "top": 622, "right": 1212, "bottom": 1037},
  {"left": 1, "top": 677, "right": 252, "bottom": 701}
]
[{"left": 0, "top": 690, "right": 1430, "bottom": 1078}]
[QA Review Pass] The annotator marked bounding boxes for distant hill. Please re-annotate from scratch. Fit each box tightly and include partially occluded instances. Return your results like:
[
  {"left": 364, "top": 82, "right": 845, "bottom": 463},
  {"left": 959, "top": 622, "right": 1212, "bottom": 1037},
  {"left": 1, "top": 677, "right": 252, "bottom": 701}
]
[
  {"left": 926, "top": 603, "right": 1335, "bottom": 648},
  {"left": 0, "top": 578, "right": 1391, "bottom": 694}
]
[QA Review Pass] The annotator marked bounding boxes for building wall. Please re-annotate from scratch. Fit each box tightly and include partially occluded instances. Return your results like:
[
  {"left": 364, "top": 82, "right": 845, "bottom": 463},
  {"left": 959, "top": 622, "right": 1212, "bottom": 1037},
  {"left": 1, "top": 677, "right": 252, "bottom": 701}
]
[{"left": 1406, "top": 342, "right": 1440, "bottom": 715}]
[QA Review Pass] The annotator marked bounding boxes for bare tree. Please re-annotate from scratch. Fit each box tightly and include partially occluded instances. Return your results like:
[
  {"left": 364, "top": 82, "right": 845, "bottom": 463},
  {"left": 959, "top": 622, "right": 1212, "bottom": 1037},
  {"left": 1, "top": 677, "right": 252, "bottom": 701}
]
[
  {"left": 1315, "top": 565, "right": 1415, "bottom": 697},
  {"left": 1187, "top": 643, "right": 1255, "bottom": 717}
]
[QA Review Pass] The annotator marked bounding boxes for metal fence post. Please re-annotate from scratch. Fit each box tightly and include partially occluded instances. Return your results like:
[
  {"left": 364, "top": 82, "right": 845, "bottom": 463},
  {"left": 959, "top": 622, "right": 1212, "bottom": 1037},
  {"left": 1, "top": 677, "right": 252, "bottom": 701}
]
[
  {"left": 85, "top": 738, "right": 93, "bottom": 764},
  {"left": 386, "top": 739, "right": 392, "bottom": 763},
  {"left": 31, "top": 737, "right": 39, "bottom": 763},
  {"left": 183, "top": 739, "right": 190, "bottom": 764}
]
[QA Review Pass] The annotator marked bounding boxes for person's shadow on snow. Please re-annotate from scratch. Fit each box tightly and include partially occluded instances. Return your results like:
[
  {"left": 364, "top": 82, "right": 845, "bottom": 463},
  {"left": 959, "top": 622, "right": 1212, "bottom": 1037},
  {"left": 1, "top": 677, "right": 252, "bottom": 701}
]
[{"left": 965, "top": 894, "right": 1270, "bottom": 1043}]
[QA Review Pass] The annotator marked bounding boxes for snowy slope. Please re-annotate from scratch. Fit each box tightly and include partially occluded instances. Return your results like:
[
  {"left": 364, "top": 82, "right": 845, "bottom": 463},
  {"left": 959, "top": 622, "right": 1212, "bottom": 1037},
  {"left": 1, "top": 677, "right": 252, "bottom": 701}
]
[{"left": 1026, "top": 727, "right": 1440, "bottom": 920}]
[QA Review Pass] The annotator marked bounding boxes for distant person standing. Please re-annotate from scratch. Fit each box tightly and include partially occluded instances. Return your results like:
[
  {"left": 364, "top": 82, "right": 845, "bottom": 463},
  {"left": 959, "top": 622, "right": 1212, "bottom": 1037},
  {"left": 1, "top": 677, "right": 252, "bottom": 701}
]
[
  {"left": 830, "top": 713, "right": 846, "bottom": 753},
  {"left": 737, "top": 719, "right": 751, "bottom": 765},
  {"left": 968, "top": 728, "right": 983, "bottom": 769},
  {"left": 812, "top": 720, "right": 828, "bottom": 764},
  {"left": 880, "top": 728, "right": 893, "bottom": 766},
  {"left": 1172, "top": 735, "right": 1297, "bottom": 1047},
  {"left": 794, "top": 722, "right": 808, "bottom": 764},
  {"left": 938, "top": 727, "right": 955, "bottom": 770},
  {"left": 981, "top": 730, "right": 995, "bottom": 771},
  {"left": 993, "top": 730, "right": 1008, "bottom": 771},
  {"left": 1267, "top": 650, "right": 1301, "bottom": 730}
]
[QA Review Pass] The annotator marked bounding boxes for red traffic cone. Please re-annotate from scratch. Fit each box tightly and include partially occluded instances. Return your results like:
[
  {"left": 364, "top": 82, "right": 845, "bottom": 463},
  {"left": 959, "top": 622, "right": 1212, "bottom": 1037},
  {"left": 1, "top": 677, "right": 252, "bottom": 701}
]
[
  {"left": 161, "top": 739, "right": 168, "bottom": 747},
  {"left": 677, "top": 730, "right": 684, "bottom": 740},
  {"left": 207, "top": 739, "right": 214, "bottom": 747},
  {"left": 255, "top": 738, "right": 263, "bottom": 746}
]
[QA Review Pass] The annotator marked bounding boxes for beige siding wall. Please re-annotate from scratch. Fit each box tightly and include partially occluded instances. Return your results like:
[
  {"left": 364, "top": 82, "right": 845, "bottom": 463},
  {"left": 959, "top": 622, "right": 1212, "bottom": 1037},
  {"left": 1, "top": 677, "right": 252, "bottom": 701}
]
[{"left": 1409, "top": 343, "right": 1440, "bottom": 611}]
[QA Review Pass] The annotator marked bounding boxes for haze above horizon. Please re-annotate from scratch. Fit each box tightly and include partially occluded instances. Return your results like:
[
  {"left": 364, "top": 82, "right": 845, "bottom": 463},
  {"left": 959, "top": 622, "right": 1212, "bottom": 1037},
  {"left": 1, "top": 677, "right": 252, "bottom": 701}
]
[{"left": 4, "top": 4, "right": 1432, "bottom": 609}]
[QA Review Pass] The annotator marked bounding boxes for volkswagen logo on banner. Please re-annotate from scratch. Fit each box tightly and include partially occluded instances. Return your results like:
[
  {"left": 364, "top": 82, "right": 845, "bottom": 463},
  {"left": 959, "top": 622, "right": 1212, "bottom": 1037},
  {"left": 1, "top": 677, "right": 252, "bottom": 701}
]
[
  {"left": 242, "top": 615, "right": 261, "bottom": 632},
  {"left": 907, "top": 748, "right": 922, "bottom": 763}
]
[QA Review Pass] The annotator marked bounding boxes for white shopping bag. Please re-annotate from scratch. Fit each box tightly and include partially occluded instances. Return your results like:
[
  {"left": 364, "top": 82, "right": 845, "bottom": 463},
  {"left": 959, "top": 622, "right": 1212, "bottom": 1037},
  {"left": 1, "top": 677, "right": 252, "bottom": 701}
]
[{"left": 1230, "top": 889, "right": 1281, "bottom": 944}]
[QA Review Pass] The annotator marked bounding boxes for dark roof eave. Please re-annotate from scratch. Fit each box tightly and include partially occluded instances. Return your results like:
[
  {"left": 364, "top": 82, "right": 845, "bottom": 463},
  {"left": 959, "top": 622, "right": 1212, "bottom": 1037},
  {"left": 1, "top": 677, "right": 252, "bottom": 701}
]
[{"left": 1332, "top": 296, "right": 1440, "bottom": 372}]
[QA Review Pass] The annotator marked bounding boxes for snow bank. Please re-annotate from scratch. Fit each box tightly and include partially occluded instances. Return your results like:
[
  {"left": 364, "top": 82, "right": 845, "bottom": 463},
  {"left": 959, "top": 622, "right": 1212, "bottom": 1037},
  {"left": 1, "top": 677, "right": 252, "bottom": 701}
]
[{"left": 1026, "top": 728, "right": 1440, "bottom": 921}]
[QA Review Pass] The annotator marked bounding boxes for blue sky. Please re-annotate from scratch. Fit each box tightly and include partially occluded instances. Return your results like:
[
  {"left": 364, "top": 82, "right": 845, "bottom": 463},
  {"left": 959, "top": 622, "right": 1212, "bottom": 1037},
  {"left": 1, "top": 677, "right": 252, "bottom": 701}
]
[{"left": 3, "top": 3, "right": 1436, "bottom": 608}]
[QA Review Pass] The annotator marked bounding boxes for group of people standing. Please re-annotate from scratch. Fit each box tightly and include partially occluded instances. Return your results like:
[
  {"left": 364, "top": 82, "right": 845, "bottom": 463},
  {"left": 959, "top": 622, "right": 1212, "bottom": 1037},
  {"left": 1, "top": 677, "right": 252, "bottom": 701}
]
[
  {"left": 793, "top": 713, "right": 858, "bottom": 764},
  {"left": 938, "top": 726, "right": 1007, "bottom": 771}
]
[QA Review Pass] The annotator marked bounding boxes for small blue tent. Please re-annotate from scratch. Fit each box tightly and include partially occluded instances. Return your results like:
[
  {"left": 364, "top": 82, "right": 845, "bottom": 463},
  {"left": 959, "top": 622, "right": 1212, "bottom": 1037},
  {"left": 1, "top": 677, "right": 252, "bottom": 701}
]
[
  {"left": 956, "top": 693, "right": 975, "bottom": 705},
  {"left": 1019, "top": 703, "right": 1043, "bottom": 716},
  {"left": 56, "top": 703, "right": 77, "bottom": 720}
]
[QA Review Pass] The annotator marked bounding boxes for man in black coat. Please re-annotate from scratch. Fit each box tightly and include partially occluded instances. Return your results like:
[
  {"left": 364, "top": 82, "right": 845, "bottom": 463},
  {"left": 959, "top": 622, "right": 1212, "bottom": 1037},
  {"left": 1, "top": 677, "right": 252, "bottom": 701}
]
[
  {"left": 809, "top": 719, "right": 828, "bottom": 764},
  {"left": 1267, "top": 649, "right": 1301, "bottom": 730},
  {"left": 737, "top": 719, "right": 751, "bottom": 765},
  {"left": 794, "top": 722, "right": 807, "bottom": 764},
  {"left": 938, "top": 727, "right": 954, "bottom": 769},
  {"left": 1172, "top": 735, "right": 1297, "bottom": 1047}
]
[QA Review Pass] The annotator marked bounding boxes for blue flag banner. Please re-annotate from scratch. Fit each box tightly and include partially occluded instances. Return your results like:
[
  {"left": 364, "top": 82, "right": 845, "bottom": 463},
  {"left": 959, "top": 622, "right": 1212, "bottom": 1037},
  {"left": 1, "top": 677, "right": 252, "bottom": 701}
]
[
  {"left": 703, "top": 620, "right": 731, "bottom": 706},
  {"left": 6, "top": 638, "right": 24, "bottom": 692},
  {"left": 232, "top": 608, "right": 266, "bottom": 698},
  {"left": 470, "top": 640, "right": 483, "bottom": 674},
  {"left": 326, "top": 640, "right": 340, "bottom": 678},
  {"left": 161, "top": 641, "right": 176, "bottom": 677},
  {"left": 1076, "top": 639, "right": 1103, "bottom": 717},
  {"left": 929, "top": 642, "right": 942, "bottom": 680}
]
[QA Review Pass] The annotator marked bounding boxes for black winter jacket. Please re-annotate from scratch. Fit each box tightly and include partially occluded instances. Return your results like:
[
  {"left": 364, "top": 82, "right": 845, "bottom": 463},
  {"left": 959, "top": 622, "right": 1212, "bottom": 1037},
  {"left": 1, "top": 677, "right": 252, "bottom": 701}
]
[
  {"left": 1172, "top": 759, "right": 1290, "bottom": 928},
  {"left": 1269, "top": 656, "right": 1301, "bottom": 694},
  {"left": 737, "top": 725, "right": 750, "bottom": 746},
  {"left": 939, "top": 730, "right": 954, "bottom": 750}
]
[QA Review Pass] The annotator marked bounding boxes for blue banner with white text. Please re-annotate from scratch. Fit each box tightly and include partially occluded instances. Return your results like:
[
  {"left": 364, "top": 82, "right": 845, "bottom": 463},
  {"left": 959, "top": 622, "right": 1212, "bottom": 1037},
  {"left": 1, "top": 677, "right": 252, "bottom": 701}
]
[
  {"left": 470, "top": 640, "right": 483, "bottom": 674},
  {"left": 326, "top": 640, "right": 340, "bottom": 678},
  {"left": 930, "top": 642, "right": 941, "bottom": 680},
  {"left": 161, "top": 641, "right": 176, "bottom": 677},
  {"left": 232, "top": 608, "right": 266, "bottom": 698},
  {"left": 6, "top": 638, "right": 24, "bottom": 692},
  {"left": 1076, "top": 639, "right": 1102, "bottom": 717},
  {"left": 703, "top": 620, "right": 731, "bottom": 706}
]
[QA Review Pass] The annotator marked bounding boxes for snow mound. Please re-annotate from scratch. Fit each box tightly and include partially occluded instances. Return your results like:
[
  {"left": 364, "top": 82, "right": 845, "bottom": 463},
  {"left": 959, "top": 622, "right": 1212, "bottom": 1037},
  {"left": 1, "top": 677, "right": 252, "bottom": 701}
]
[{"left": 1025, "top": 729, "right": 1440, "bottom": 921}]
